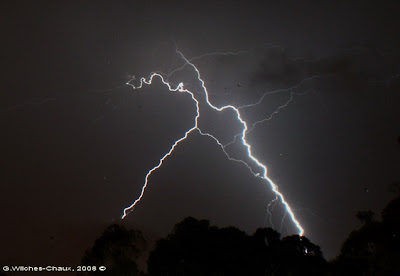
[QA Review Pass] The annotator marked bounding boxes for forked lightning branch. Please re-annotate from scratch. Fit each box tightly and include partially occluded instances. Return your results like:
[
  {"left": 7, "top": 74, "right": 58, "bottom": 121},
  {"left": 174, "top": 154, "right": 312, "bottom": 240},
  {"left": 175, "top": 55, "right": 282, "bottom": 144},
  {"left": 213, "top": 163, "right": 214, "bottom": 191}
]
[{"left": 122, "top": 49, "right": 305, "bottom": 236}]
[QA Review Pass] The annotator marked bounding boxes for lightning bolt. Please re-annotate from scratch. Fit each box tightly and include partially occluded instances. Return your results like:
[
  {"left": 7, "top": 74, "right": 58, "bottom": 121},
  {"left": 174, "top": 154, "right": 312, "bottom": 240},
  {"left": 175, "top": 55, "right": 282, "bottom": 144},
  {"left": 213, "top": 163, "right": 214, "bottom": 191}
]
[
  {"left": 122, "top": 49, "right": 305, "bottom": 236},
  {"left": 265, "top": 196, "right": 278, "bottom": 228},
  {"left": 224, "top": 75, "right": 322, "bottom": 149}
]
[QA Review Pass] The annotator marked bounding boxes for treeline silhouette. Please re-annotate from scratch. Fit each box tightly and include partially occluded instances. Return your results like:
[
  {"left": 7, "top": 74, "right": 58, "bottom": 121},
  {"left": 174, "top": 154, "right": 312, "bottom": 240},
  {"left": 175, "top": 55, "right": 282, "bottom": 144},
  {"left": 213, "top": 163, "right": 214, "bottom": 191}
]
[{"left": 78, "top": 193, "right": 400, "bottom": 276}]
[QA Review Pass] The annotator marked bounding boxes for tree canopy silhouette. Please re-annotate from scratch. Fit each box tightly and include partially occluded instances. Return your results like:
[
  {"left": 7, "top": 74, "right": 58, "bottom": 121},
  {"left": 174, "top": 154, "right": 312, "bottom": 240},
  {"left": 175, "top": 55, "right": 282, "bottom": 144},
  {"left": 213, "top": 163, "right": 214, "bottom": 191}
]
[
  {"left": 332, "top": 195, "right": 400, "bottom": 275},
  {"left": 78, "top": 194, "right": 399, "bottom": 275},
  {"left": 147, "top": 217, "right": 325, "bottom": 276},
  {"left": 78, "top": 224, "right": 146, "bottom": 276}
]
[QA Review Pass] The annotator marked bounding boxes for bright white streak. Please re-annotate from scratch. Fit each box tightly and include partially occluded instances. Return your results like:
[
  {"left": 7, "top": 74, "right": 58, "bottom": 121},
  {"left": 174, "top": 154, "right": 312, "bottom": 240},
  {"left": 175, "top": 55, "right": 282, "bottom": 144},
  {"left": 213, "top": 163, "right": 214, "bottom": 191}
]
[
  {"left": 122, "top": 50, "right": 304, "bottom": 236},
  {"left": 122, "top": 75, "right": 199, "bottom": 219},
  {"left": 176, "top": 50, "right": 304, "bottom": 236}
]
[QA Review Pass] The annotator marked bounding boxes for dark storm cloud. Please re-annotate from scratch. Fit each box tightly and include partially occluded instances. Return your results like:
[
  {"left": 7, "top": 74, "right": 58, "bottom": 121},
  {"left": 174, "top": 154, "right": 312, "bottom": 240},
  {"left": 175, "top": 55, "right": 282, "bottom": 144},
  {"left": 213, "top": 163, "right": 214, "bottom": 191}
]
[
  {"left": 250, "top": 47, "right": 304, "bottom": 86},
  {"left": 250, "top": 42, "right": 400, "bottom": 95}
]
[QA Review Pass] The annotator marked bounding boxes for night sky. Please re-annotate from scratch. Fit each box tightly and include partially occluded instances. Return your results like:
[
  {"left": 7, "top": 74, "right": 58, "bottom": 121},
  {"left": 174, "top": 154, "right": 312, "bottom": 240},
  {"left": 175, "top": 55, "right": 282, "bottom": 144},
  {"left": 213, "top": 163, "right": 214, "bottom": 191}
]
[{"left": 1, "top": 0, "right": 399, "bottom": 267}]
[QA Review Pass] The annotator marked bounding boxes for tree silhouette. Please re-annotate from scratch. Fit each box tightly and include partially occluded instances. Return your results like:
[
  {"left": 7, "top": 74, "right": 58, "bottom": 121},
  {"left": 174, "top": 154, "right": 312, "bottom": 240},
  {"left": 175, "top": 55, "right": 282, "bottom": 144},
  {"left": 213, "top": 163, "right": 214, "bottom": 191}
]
[
  {"left": 147, "top": 217, "right": 325, "bottom": 275},
  {"left": 274, "top": 235, "right": 326, "bottom": 275},
  {"left": 247, "top": 227, "right": 281, "bottom": 275},
  {"left": 147, "top": 217, "right": 250, "bottom": 275},
  {"left": 381, "top": 195, "right": 400, "bottom": 268},
  {"left": 79, "top": 224, "right": 146, "bottom": 276},
  {"left": 332, "top": 196, "right": 400, "bottom": 275},
  {"left": 76, "top": 194, "right": 399, "bottom": 275},
  {"left": 355, "top": 210, "right": 375, "bottom": 225}
]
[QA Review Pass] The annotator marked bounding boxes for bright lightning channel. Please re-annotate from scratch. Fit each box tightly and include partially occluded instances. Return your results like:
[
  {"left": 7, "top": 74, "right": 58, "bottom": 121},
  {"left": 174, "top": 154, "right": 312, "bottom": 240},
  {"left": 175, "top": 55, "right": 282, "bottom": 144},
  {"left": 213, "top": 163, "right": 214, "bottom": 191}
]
[{"left": 122, "top": 50, "right": 305, "bottom": 236}]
